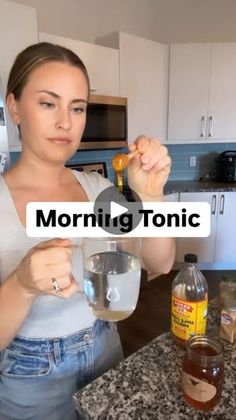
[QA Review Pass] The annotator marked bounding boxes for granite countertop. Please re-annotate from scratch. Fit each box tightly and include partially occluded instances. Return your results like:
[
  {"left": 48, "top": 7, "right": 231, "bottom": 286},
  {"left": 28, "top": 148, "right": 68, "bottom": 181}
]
[
  {"left": 74, "top": 300, "right": 236, "bottom": 419},
  {"left": 164, "top": 180, "right": 236, "bottom": 195}
]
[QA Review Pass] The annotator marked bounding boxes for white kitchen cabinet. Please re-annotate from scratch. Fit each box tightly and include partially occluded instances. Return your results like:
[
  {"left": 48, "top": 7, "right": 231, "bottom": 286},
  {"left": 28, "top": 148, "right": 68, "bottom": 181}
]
[
  {"left": 177, "top": 191, "right": 236, "bottom": 267},
  {"left": 118, "top": 32, "right": 169, "bottom": 144},
  {"left": 177, "top": 192, "right": 217, "bottom": 262},
  {"left": 0, "top": 0, "right": 39, "bottom": 152},
  {"left": 39, "top": 33, "right": 119, "bottom": 97},
  {"left": 208, "top": 43, "right": 236, "bottom": 140},
  {"left": 168, "top": 44, "right": 211, "bottom": 143},
  {"left": 147, "top": 192, "right": 179, "bottom": 281},
  {"left": 168, "top": 43, "right": 236, "bottom": 143},
  {"left": 214, "top": 192, "right": 236, "bottom": 262}
]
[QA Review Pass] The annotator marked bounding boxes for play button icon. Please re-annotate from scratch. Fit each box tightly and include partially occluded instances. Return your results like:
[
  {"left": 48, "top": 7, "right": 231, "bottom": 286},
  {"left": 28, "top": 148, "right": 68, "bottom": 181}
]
[
  {"left": 94, "top": 186, "right": 143, "bottom": 235},
  {"left": 110, "top": 201, "right": 128, "bottom": 219}
]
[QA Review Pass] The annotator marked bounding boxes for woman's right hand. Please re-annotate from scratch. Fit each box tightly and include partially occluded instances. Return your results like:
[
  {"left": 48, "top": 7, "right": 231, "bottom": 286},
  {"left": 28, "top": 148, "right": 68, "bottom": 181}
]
[{"left": 15, "top": 238, "right": 78, "bottom": 299}]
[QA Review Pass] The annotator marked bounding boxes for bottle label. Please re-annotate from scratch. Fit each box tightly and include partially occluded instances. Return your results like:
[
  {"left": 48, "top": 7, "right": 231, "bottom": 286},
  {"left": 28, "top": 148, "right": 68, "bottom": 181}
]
[
  {"left": 171, "top": 294, "right": 208, "bottom": 341},
  {"left": 182, "top": 372, "right": 217, "bottom": 402}
]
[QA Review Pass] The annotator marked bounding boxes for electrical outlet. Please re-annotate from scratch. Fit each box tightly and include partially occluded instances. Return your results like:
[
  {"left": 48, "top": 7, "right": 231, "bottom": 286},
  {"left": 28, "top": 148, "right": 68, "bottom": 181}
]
[{"left": 189, "top": 155, "right": 197, "bottom": 167}]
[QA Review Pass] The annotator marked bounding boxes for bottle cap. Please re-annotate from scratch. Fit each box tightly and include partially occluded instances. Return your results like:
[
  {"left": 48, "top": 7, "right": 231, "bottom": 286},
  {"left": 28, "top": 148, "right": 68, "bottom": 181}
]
[{"left": 184, "top": 253, "right": 198, "bottom": 263}]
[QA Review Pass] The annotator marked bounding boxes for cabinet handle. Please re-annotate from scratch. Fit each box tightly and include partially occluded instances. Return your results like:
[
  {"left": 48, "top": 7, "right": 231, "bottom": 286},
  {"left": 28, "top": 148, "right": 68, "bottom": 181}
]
[
  {"left": 219, "top": 194, "right": 225, "bottom": 215},
  {"left": 211, "top": 194, "right": 217, "bottom": 214},
  {"left": 200, "top": 116, "right": 206, "bottom": 137},
  {"left": 208, "top": 116, "right": 213, "bottom": 137}
]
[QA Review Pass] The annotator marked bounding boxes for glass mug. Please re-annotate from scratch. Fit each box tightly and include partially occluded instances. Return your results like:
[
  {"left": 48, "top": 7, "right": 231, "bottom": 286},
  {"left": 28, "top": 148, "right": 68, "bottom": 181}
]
[{"left": 82, "top": 237, "right": 141, "bottom": 321}]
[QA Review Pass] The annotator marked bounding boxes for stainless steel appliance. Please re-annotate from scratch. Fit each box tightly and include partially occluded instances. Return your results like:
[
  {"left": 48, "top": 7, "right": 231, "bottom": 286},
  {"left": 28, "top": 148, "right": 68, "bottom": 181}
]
[
  {"left": 217, "top": 151, "right": 236, "bottom": 182},
  {"left": 79, "top": 95, "right": 128, "bottom": 150}
]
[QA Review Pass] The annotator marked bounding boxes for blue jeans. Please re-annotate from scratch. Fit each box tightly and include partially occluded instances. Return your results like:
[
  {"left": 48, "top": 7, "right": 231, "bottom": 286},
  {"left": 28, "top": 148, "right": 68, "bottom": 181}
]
[{"left": 0, "top": 320, "right": 123, "bottom": 420}]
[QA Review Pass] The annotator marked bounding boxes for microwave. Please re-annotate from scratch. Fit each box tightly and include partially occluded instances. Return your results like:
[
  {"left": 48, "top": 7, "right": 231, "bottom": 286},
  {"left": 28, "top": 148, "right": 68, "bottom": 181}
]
[{"left": 79, "top": 95, "right": 128, "bottom": 150}]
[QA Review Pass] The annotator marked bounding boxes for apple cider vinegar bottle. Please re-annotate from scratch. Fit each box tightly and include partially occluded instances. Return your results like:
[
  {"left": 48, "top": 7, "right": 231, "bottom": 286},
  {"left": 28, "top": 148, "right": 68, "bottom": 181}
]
[{"left": 171, "top": 254, "right": 208, "bottom": 347}]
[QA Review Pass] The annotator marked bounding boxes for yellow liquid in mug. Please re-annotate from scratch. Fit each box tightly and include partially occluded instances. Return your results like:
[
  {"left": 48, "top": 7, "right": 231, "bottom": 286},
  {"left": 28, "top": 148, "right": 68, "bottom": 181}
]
[
  {"left": 93, "top": 309, "right": 134, "bottom": 321},
  {"left": 84, "top": 251, "right": 141, "bottom": 322}
]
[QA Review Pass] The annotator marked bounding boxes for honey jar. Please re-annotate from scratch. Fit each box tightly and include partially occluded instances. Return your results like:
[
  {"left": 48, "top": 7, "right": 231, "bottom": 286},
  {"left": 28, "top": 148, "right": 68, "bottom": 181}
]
[{"left": 181, "top": 335, "right": 224, "bottom": 411}]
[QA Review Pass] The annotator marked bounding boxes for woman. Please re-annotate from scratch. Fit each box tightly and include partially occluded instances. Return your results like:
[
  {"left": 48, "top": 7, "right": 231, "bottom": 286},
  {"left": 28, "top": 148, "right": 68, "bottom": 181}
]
[{"left": 0, "top": 42, "right": 175, "bottom": 420}]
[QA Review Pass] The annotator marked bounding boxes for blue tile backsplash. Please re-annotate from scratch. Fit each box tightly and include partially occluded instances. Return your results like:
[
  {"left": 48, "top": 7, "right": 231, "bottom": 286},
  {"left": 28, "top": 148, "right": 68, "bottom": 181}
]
[
  {"left": 10, "top": 147, "right": 128, "bottom": 185},
  {"left": 10, "top": 142, "right": 236, "bottom": 183},
  {"left": 67, "top": 148, "right": 128, "bottom": 184},
  {"left": 166, "top": 142, "right": 236, "bottom": 181}
]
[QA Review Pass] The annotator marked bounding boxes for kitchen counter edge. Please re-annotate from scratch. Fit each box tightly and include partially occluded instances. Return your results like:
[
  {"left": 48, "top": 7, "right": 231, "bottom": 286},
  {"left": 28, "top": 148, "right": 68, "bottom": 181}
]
[{"left": 164, "top": 180, "right": 236, "bottom": 195}]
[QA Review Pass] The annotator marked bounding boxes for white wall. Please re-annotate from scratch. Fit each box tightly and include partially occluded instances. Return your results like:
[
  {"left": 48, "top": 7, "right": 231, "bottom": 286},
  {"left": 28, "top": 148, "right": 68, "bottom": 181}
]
[
  {"left": 7, "top": 0, "right": 236, "bottom": 44},
  {"left": 6, "top": 0, "right": 158, "bottom": 43}
]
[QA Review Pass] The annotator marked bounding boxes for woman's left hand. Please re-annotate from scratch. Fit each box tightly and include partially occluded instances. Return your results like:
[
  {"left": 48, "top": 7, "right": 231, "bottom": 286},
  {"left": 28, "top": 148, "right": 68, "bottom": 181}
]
[{"left": 127, "top": 136, "right": 172, "bottom": 201}]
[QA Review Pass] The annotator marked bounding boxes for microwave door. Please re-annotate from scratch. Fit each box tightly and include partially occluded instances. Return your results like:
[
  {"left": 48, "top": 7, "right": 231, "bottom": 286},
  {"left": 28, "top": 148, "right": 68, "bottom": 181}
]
[{"left": 79, "top": 95, "right": 128, "bottom": 150}]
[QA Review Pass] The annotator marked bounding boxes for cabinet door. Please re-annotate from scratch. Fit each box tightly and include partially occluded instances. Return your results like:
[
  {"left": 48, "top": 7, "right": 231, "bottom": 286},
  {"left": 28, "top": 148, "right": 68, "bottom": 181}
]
[
  {"left": 119, "top": 32, "right": 169, "bottom": 144},
  {"left": 39, "top": 33, "right": 119, "bottom": 96},
  {"left": 168, "top": 44, "right": 211, "bottom": 143},
  {"left": 0, "top": 0, "right": 39, "bottom": 152},
  {"left": 208, "top": 43, "right": 236, "bottom": 141},
  {"left": 214, "top": 192, "right": 236, "bottom": 263},
  {"left": 177, "top": 192, "right": 217, "bottom": 263}
]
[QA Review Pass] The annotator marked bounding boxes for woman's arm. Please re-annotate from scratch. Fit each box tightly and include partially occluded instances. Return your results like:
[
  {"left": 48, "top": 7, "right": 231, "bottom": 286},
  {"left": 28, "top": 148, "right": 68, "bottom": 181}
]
[
  {"left": 141, "top": 237, "right": 176, "bottom": 275},
  {"left": 127, "top": 136, "right": 176, "bottom": 275},
  {"left": 0, "top": 238, "right": 77, "bottom": 350},
  {"left": 0, "top": 272, "right": 35, "bottom": 350},
  {"left": 139, "top": 192, "right": 176, "bottom": 275}
]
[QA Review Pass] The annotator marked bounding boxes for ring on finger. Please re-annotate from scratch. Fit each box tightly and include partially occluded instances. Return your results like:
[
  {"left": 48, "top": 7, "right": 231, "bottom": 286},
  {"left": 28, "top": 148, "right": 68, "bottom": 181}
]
[{"left": 51, "top": 278, "right": 62, "bottom": 293}]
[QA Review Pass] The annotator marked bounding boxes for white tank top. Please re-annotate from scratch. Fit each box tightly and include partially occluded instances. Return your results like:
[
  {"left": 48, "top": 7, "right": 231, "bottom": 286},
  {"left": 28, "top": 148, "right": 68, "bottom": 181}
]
[{"left": 0, "top": 170, "right": 112, "bottom": 338}]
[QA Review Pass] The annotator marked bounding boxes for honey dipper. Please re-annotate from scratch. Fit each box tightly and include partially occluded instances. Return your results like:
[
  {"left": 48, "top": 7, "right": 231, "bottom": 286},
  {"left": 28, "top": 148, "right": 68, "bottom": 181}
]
[
  {"left": 112, "top": 149, "right": 139, "bottom": 172},
  {"left": 112, "top": 149, "right": 139, "bottom": 193}
]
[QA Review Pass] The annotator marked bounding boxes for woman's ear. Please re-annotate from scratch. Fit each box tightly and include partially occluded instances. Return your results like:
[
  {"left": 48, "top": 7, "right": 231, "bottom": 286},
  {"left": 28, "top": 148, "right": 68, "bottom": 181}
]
[{"left": 6, "top": 93, "right": 20, "bottom": 124}]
